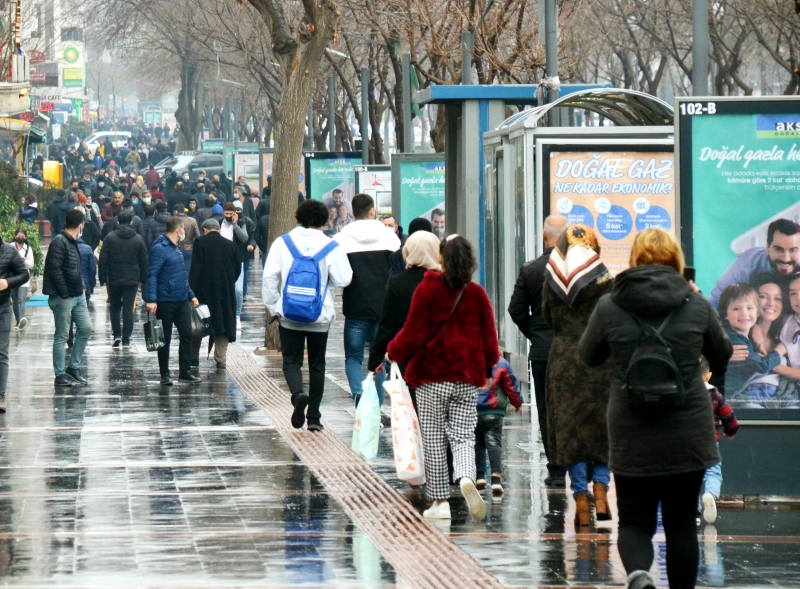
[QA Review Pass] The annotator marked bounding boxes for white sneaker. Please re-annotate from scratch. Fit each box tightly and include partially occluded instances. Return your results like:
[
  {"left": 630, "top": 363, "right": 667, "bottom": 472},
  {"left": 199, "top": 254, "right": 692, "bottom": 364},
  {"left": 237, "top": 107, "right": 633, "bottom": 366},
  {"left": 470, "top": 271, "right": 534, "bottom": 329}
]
[
  {"left": 423, "top": 501, "right": 451, "bottom": 519},
  {"left": 460, "top": 478, "right": 487, "bottom": 521},
  {"left": 475, "top": 478, "right": 487, "bottom": 490},
  {"left": 491, "top": 483, "right": 504, "bottom": 496},
  {"left": 236, "top": 317, "right": 242, "bottom": 330},
  {"left": 18, "top": 317, "right": 27, "bottom": 329},
  {"left": 702, "top": 492, "right": 717, "bottom": 524}
]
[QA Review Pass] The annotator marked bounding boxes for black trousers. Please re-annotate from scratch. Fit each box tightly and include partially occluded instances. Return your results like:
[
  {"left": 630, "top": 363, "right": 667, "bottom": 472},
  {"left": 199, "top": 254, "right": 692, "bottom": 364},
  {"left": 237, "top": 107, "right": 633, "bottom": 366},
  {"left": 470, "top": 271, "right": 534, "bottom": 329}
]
[
  {"left": 279, "top": 326, "right": 328, "bottom": 425},
  {"left": 531, "top": 359, "right": 563, "bottom": 474},
  {"left": 615, "top": 470, "right": 705, "bottom": 589},
  {"left": 108, "top": 284, "right": 139, "bottom": 343},
  {"left": 156, "top": 300, "right": 193, "bottom": 377}
]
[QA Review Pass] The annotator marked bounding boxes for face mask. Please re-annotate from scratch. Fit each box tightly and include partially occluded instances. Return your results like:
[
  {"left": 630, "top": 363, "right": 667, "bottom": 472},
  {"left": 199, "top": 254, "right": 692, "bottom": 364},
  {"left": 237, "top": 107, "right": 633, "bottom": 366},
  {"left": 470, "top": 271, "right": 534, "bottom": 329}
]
[
  {"left": 198, "top": 176, "right": 204, "bottom": 180},
  {"left": 183, "top": 175, "right": 189, "bottom": 180},
  {"left": 224, "top": 217, "right": 234, "bottom": 224},
  {"left": 178, "top": 232, "right": 186, "bottom": 242},
  {"left": 143, "top": 197, "right": 151, "bottom": 204},
  {"left": 98, "top": 182, "right": 104, "bottom": 187},
  {"left": 15, "top": 237, "right": 25, "bottom": 244}
]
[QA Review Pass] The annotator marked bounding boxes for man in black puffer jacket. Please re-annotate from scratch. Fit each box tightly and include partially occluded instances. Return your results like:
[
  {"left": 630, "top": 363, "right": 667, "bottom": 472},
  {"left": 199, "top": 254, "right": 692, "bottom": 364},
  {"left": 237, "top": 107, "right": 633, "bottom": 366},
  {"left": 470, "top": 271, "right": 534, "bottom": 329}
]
[
  {"left": 99, "top": 212, "right": 148, "bottom": 349},
  {"left": 0, "top": 235, "right": 30, "bottom": 412},
  {"left": 508, "top": 214, "right": 570, "bottom": 486},
  {"left": 44, "top": 208, "right": 94, "bottom": 388},
  {"left": 142, "top": 200, "right": 171, "bottom": 250}
]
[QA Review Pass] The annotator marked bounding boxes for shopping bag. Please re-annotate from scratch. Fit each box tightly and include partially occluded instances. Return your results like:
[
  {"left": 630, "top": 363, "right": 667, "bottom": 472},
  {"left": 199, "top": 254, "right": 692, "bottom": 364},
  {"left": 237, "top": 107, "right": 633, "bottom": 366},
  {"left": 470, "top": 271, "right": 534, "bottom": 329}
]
[
  {"left": 143, "top": 312, "right": 165, "bottom": 352},
  {"left": 191, "top": 304, "right": 211, "bottom": 338},
  {"left": 383, "top": 362, "right": 426, "bottom": 486},
  {"left": 351, "top": 375, "right": 381, "bottom": 460}
]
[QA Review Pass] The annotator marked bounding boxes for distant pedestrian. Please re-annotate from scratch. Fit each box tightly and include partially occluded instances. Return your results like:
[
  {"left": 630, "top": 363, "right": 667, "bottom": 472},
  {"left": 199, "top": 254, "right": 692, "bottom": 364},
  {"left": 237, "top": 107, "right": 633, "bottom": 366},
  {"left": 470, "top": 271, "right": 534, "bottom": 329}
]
[
  {"left": 388, "top": 235, "right": 499, "bottom": 522},
  {"left": 0, "top": 230, "right": 30, "bottom": 410},
  {"left": 189, "top": 219, "right": 241, "bottom": 369},
  {"left": 99, "top": 212, "right": 148, "bottom": 349},
  {"left": 10, "top": 227, "right": 34, "bottom": 329},
  {"left": 220, "top": 202, "right": 251, "bottom": 327},
  {"left": 145, "top": 216, "right": 201, "bottom": 386},
  {"left": 333, "top": 193, "right": 400, "bottom": 407},
  {"left": 174, "top": 204, "right": 200, "bottom": 271},
  {"left": 43, "top": 208, "right": 93, "bottom": 388},
  {"left": 142, "top": 201, "right": 170, "bottom": 250},
  {"left": 387, "top": 218, "right": 432, "bottom": 278},
  {"left": 262, "top": 200, "right": 353, "bottom": 431},
  {"left": 508, "top": 215, "right": 570, "bottom": 486}
]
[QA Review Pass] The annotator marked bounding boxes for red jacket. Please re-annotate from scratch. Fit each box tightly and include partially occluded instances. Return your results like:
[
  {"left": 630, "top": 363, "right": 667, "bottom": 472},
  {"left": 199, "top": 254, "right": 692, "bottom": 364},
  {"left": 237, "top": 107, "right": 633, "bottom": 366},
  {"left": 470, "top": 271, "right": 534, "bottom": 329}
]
[{"left": 388, "top": 270, "right": 500, "bottom": 388}]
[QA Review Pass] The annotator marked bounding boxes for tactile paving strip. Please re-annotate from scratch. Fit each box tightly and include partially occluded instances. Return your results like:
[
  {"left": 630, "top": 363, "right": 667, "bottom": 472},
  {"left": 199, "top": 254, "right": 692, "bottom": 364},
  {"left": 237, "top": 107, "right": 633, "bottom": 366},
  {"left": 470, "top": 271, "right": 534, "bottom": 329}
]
[{"left": 227, "top": 343, "right": 504, "bottom": 589}]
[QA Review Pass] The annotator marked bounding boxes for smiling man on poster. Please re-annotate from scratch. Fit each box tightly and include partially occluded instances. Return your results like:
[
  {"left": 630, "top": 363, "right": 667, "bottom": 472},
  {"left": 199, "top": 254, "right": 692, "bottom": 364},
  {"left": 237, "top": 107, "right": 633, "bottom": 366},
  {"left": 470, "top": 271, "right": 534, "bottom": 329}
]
[{"left": 709, "top": 218, "right": 800, "bottom": 308}]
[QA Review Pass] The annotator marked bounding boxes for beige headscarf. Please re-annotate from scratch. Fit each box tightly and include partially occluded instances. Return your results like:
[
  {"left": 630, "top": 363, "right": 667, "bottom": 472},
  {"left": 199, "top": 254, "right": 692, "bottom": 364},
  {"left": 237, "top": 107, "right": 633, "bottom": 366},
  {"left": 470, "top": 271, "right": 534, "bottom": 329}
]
[{"left": 403, "top": 231, "right": 440, "bottom": 270}]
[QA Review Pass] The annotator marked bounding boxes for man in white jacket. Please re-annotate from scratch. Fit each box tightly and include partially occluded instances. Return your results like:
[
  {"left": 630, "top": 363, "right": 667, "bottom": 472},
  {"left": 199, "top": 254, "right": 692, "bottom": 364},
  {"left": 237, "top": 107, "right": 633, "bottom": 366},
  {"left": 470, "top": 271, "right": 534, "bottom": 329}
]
[
  {"left": 333, "top": 193, "right": 401, "bottom": 407},
  {"left": 262, "top": 200, "right": 353, "bottom": 430}
]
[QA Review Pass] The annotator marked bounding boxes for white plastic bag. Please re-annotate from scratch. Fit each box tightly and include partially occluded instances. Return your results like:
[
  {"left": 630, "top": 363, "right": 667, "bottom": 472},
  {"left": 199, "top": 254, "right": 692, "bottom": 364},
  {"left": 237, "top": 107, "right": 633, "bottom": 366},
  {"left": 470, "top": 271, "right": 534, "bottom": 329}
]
[
  {"left": 383, "top": 363, "right": 426, "bottom": 486},
  {"left": 351, "top": 375, "right": 381, "bottom": 460}
]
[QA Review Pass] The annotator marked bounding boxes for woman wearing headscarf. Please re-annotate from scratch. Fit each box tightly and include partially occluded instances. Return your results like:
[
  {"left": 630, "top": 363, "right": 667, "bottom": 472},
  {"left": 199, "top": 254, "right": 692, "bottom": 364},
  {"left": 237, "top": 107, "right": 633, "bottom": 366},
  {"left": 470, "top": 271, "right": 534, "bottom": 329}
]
[
  {"left": 388, "top": 236, "right": 499, "bottom": 522},
  {"left": 130, "top": 175, "right": 147, "bottom": 198},
  {"left": 368, "top": 229, "right": 440, "bottom": 408},
  {"left": 542, "top": 224, "right": 614, "bottom": 528}
]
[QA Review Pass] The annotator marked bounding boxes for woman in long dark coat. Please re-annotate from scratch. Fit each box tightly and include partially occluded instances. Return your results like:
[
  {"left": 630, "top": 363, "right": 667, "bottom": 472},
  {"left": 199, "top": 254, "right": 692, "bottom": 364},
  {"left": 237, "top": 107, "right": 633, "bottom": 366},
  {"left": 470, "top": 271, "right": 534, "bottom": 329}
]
[
  {"left": 542, "top": 224, "right": 614, "bottom": 528},
  {"left": 189, "top": 220, "right": 241, "bottom": 369}
]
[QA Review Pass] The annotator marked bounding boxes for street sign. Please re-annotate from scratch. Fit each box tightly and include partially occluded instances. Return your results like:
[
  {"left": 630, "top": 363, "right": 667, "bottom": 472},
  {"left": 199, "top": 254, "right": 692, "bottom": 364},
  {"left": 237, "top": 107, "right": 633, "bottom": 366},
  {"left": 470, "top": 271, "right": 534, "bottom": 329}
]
[
  {"left": 39, "top": 102, "right": 54, "bottom": 112},
  {"left": 19, "top": 112, "right": 34, "bottom": 122},
  {"left": 30, "top": 71, "right": 45, "bottom": 83},
  {"left": 29, "top": 50, "right": 46, "bottom": 65}
]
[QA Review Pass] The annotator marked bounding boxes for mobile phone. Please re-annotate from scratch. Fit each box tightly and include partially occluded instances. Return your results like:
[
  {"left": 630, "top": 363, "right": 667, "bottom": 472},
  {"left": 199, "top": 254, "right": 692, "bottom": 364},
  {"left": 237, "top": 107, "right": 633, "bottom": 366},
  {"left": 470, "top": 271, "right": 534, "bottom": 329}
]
[{"left": 683, "top": 266, "right": 696, "bottom": 283}]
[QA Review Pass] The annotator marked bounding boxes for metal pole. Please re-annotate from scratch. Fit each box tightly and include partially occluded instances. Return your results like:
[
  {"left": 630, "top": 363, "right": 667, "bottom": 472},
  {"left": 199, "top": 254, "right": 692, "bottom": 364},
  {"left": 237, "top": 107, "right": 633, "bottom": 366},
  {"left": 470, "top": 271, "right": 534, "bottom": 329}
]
[
  {"left": 234, "top": 98, "right": 239, "bottom": 150},
  {"left": 544, "top": 0, "right": 559, "bottom": 125},
  {"left": 692, "top": 0, "right": 709, "bottom": 95},
  {"left": 461, "top": 32, "right": 474, "bottom": 85},
  {"left": 327, "top": 76, "right": 335, "bottom": 151},
  {"left": 402, "top": 53, "right": 413, "bottom": 153},
  {"left": 307, "top": 102, "right": 314, "bottom": 151},
  {"left": 207, "top": 97, "right": 213, "bottom": 138},
  {"left": 361, "top": 67, "right": 370, "bottom": 164},
  {"left": 224, "top": 97, "right": 231, "bottom": 142}
]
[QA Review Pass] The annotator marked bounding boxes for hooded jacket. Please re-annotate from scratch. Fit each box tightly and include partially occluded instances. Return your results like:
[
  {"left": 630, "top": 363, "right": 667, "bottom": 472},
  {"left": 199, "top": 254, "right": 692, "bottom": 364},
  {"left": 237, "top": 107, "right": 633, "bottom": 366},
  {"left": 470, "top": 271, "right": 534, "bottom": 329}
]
[
  {"left": 0, "top": 240, "right": 29, "bottom": 305},
  {"left": 99, "top": 225, "right": 148, "bottom": 287},
  {"left": 77, "top": 239, "right": 96, "bottom": 294},
  {"left": 46, "top": 194, "right": 66, "bottom": 235},
  {"left": 142, "top": 211, "right": 171, "bottom": 250},
  {"left": 333, "top": 219, "right": 401, "bottom": 320},
  {"left": 579, "top": 265, "right": 733, "bottom": 477},
  {"left": 262, "top": 227, "right": 353, "bottom": 332}
]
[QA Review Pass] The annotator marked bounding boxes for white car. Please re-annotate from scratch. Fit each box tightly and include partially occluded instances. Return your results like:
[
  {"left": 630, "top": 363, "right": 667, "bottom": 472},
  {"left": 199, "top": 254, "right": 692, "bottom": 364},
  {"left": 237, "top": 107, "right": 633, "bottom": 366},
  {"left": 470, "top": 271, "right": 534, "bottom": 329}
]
[{"left": 76, "top": 131, "right": 132, "bottom": 154}]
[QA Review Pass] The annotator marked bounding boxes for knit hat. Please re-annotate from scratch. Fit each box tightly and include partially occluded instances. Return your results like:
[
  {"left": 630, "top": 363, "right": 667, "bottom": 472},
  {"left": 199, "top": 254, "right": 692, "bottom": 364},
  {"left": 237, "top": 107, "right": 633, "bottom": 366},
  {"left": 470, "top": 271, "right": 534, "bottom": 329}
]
[
  {"left": 408, "top": 217, "right": 433, "bottom": 236},
  {"left": 403, "top": 231, "right": 441, "bottom": 271},
  {"left": 202, "top": 218, "right": 220, "bottom": 230},
  {"left": 211, "top": 203, "right": 223, "bottom": 215}
]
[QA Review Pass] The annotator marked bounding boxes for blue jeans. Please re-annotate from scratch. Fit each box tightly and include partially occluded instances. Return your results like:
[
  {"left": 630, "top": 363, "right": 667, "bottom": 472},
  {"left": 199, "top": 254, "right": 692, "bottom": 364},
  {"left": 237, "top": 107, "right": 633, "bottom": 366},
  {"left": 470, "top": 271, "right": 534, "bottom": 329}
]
[
  {"left": 242, "top": 259, "right": 251, "bottom": 298},
  {"left": 344, "top": 318, "right": 385, "bottom": 405},
  {"left": 49, "top": 295, "right": 93, "bottom": 377},
  {"left": 182, "top": 250, "right": 193, "bottom": 273},
  {"left": 235, "top": 264, "right": 244, "bottom": 317},
  {"left": 568, "top": 461, "right": 610, "bottom": 499}
]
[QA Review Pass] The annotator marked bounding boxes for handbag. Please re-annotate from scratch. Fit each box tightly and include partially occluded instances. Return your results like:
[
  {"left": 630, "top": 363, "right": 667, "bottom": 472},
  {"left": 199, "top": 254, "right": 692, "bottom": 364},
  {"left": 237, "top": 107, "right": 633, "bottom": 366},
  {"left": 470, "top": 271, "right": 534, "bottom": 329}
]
[
  {"left": 383, "top": 362, "right": 426, "bottom": 486},
  {"left": 143, "top": 311, "right": 166, "bottom": 352},
  {"left": 191, "top": 304, "right": 211, "bottom": 338}
]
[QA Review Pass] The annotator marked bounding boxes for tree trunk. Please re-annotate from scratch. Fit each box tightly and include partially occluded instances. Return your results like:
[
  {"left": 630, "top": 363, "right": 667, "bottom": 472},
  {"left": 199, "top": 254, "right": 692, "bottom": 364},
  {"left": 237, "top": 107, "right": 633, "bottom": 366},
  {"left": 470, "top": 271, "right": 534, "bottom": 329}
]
[
  {"left": 247, "top": 0, "right": 341, "bottom": 349},
  {"left": 175, "top": 59, "right": 204, "bottom": 152}
]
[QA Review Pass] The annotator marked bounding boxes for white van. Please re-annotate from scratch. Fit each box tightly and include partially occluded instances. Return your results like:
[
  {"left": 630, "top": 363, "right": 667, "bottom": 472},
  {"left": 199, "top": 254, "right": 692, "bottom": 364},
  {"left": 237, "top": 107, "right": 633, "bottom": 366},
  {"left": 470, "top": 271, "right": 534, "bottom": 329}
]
[{"left": 77, "top": 131, "right": 132, "bottom": 154}]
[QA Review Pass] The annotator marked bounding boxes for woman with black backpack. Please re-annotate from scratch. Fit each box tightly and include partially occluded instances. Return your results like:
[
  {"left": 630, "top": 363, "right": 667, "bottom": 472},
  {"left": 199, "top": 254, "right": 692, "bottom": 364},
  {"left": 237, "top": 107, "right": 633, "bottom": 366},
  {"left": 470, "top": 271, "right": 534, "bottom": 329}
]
[{"left": 579, "top": 228, "right": 732, "bottom": 589}]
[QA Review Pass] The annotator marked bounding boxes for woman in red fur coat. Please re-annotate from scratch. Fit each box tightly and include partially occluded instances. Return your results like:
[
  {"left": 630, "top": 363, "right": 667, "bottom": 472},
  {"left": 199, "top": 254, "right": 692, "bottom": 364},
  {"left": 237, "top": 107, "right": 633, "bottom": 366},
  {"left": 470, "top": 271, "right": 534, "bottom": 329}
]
[{"left": 388, "top": 235, "right": 500, "bottom": 521}]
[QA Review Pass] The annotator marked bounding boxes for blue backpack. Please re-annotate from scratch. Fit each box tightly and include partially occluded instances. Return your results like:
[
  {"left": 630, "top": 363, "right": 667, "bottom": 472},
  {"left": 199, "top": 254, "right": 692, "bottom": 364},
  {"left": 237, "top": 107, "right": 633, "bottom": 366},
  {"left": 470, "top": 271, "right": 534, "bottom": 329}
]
[{"left": 281, "top": 234, "right": 339, "bottom": 323}]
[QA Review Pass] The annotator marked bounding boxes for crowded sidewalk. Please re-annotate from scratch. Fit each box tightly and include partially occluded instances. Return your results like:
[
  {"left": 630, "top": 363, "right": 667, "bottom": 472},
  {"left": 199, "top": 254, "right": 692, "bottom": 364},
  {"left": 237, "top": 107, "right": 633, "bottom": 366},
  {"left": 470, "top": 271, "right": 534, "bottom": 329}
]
[{"left": 0, "top": 263, "right": 793, "bottom": 587}]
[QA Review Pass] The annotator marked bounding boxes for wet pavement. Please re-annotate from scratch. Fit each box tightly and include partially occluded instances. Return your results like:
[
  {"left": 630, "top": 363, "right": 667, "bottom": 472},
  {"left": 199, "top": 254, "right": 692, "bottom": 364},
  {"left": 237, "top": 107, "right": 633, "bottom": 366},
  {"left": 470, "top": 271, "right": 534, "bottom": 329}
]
[{"left": 1, "top": 260, "right": 799, "bottom": 587}]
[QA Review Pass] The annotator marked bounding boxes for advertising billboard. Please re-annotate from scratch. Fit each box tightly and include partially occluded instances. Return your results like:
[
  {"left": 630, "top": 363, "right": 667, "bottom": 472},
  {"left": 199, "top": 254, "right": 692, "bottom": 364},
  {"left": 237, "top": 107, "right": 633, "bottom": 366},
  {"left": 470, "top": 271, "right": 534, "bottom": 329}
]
[
  {"left": 391, "top": 154, "right": 446, "bottom": 237},
  {"left": 678, "top": 96, "right": 800, "bottom": 408},
  {"left": 541, "top": 142, "right": 676, "bottom": 276},
  {"left": 354, "top": 165, "right": 392, "bottom": 216},
  {"left": 304, "top": 152, "right": 362, "bottom": 221}
]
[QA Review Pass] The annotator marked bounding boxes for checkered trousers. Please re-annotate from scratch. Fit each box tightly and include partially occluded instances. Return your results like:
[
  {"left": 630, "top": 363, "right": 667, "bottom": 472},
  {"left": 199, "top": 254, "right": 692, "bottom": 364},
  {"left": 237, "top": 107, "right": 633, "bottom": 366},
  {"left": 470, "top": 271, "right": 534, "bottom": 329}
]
[{"left": 416, "top": 381, "right": 479, "bottom": 500}]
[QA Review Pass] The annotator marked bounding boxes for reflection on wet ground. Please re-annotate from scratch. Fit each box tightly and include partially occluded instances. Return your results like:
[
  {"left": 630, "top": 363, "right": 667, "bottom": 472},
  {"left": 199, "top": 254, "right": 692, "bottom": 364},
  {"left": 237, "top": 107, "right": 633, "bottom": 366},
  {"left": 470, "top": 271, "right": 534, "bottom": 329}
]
[{"left": 2, "top": 263, "right": 799, "bottom": 587}]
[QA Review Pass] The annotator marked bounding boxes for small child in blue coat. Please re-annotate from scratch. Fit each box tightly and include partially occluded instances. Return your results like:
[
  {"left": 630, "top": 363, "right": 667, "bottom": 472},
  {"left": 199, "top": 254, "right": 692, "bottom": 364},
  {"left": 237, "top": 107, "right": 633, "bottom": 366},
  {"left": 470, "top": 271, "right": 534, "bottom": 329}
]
[{"left": 475, "top": 357, "right": 523, "bottom": 496}]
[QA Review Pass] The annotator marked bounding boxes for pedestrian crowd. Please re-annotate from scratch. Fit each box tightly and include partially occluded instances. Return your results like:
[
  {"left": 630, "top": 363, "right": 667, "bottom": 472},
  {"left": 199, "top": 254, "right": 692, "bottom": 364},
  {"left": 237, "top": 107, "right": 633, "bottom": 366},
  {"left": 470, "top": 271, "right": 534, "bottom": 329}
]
[{"left": 7, "top": 169, "right": 734, "bottom": 589}]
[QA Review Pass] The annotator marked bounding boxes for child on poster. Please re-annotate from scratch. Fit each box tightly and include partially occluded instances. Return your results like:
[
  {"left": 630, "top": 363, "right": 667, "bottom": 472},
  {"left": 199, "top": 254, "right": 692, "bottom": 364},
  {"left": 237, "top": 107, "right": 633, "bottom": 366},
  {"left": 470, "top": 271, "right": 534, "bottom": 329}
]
[{"left": 719, "top": 283, "right": 786, "bottom": 402}]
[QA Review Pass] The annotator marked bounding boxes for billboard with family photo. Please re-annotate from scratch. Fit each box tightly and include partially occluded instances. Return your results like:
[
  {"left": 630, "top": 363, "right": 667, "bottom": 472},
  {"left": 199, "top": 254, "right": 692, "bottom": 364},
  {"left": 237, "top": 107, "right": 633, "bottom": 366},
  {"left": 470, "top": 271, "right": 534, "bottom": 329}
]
[
  {"left": 678, "top": 96, "right": 800, "bottom": 409},
  {"left": 539, "top": 140, "right": 676, "bottom": 276},
  {"left": 304, "top": 152, "right": 362, "bottom": 236}
]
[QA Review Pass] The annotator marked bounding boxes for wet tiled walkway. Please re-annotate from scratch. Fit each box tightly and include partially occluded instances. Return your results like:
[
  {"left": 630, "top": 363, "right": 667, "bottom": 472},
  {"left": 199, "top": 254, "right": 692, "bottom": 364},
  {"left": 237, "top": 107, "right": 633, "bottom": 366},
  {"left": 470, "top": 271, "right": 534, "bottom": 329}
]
[{"left": 1, "top": 262, "right": 799, "bottom": 587}]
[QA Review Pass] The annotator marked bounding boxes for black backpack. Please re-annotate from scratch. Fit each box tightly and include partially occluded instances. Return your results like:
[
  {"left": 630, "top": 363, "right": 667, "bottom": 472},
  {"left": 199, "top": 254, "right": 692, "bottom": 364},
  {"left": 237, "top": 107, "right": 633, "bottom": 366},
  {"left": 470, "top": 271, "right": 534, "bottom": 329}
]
[{"left": 616, "top": 299, "right": 688, "bottom": 415}]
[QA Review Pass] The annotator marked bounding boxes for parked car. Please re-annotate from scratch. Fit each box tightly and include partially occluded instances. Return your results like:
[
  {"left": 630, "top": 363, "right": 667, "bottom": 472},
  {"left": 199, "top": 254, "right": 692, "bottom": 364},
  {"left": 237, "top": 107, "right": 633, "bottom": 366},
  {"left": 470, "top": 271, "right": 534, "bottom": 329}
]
[
  {"left": 76, "top": 131, "right": 132, "bottom": 154},
  {"left": 154, "top": 151, "right": 224, "bottom": 182}
]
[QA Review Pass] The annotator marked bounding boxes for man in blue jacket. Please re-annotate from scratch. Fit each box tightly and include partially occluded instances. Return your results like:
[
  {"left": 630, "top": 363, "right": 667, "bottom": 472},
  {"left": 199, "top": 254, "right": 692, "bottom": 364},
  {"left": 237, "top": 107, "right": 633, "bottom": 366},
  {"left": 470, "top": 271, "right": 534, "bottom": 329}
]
[{"left": 145, "top": 216, "right": 201, "bottom": 386}]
